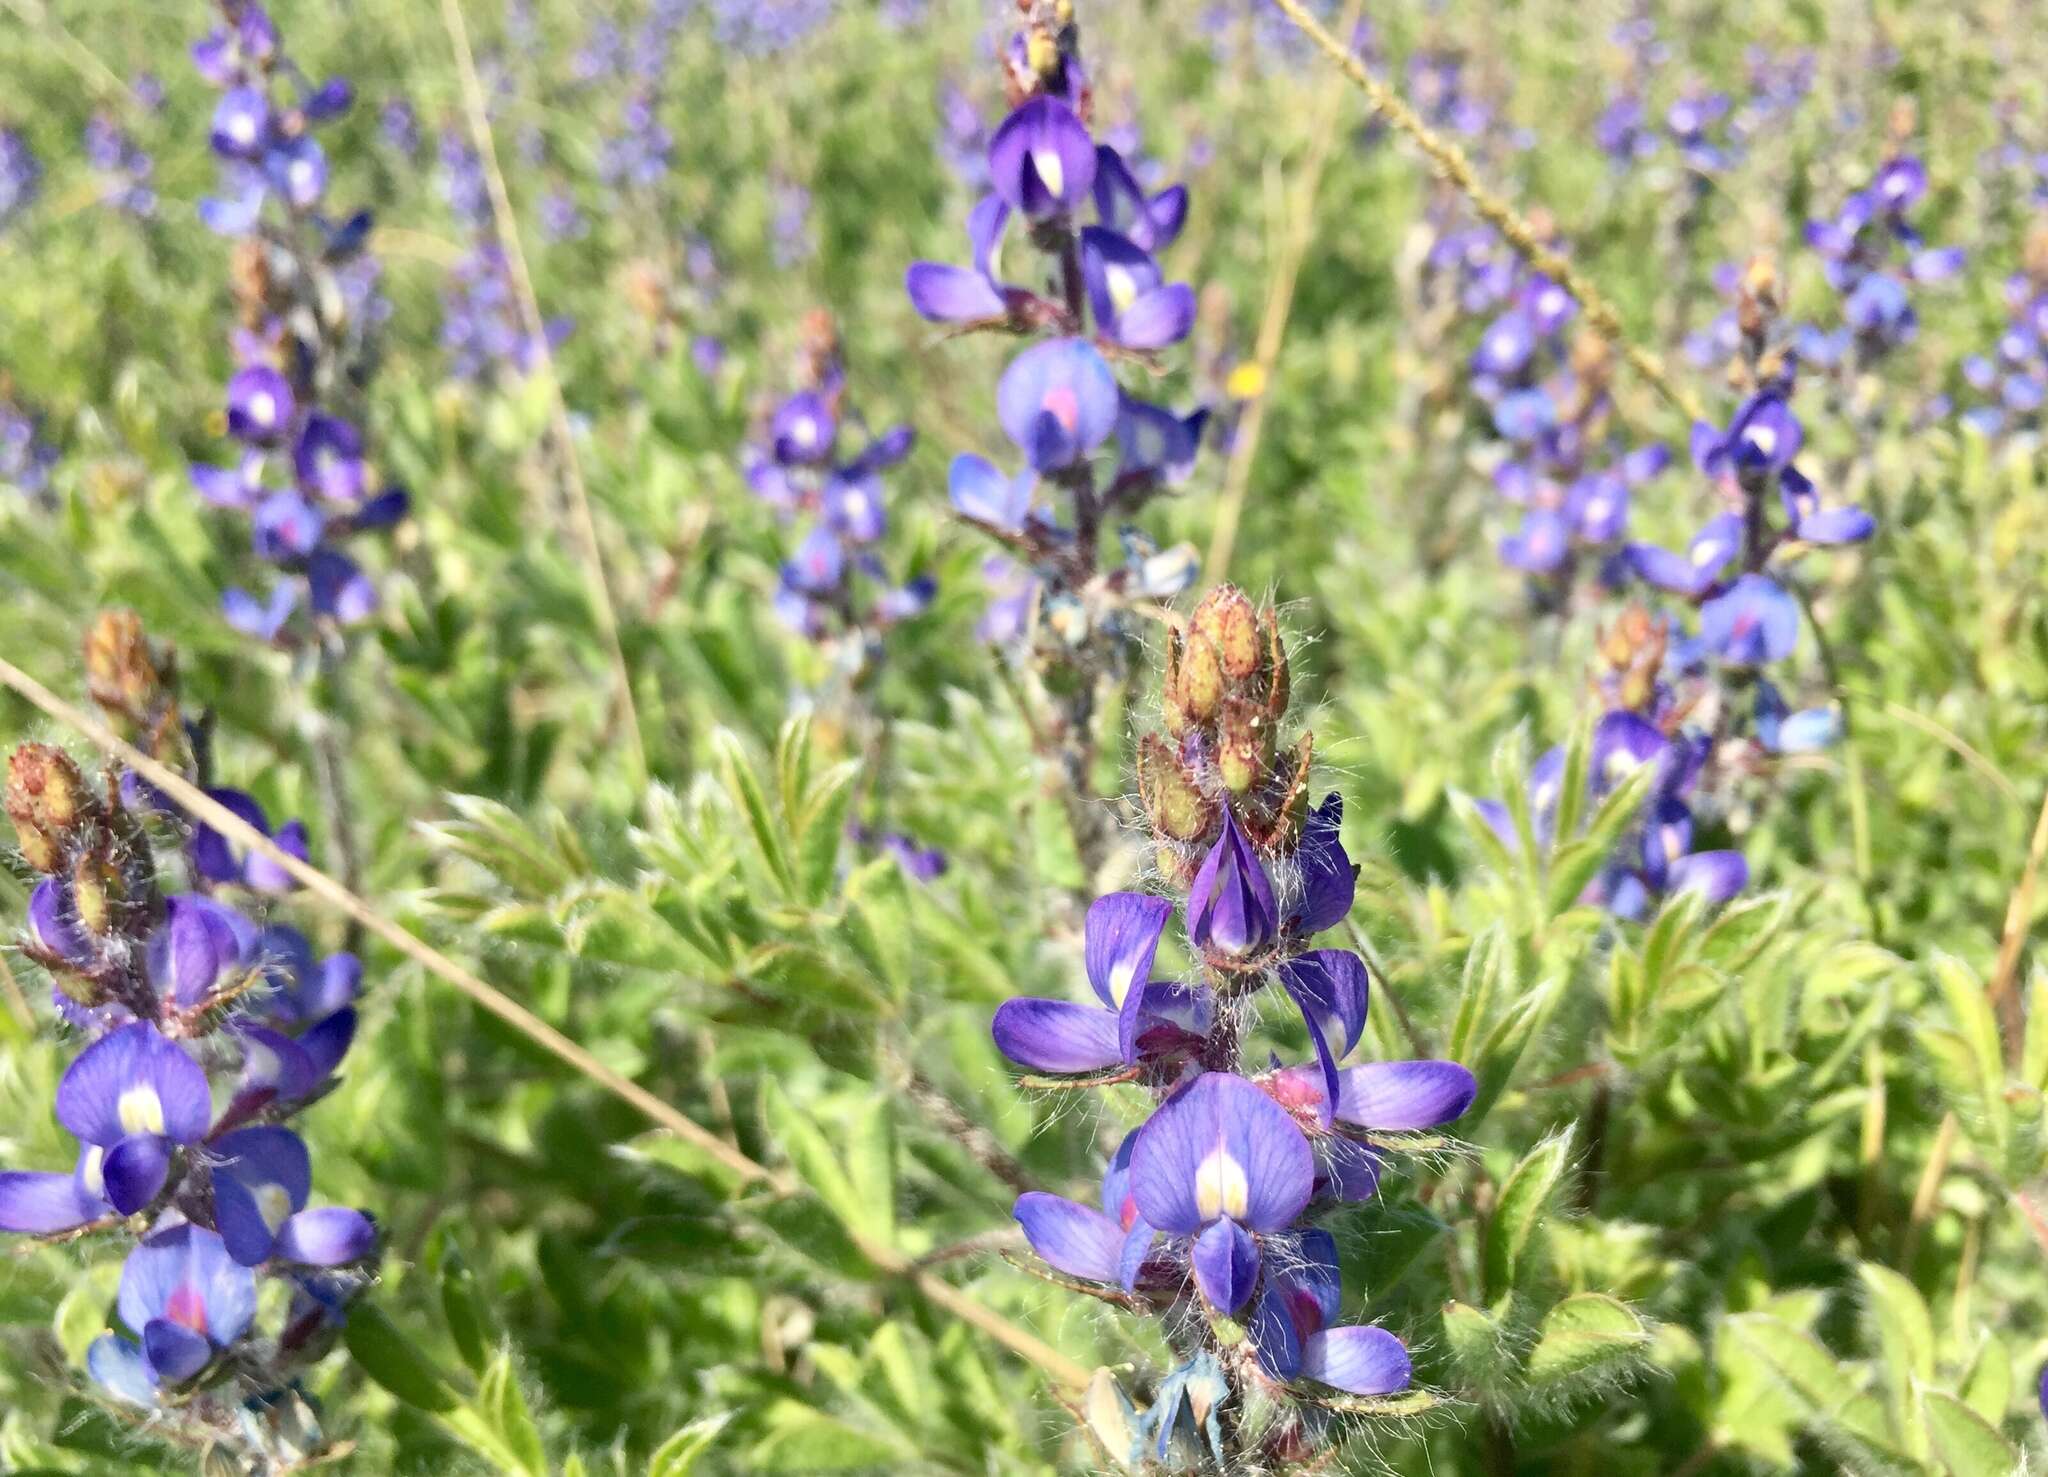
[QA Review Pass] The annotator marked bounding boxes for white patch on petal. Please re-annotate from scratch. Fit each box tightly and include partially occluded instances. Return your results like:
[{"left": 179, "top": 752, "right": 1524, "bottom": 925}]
[
  {"left": 1031, "top": 147, "right": 1064, "bottom": 199},
  {"left": 1691, "top": 538, "right": 1726, "bottom": 567},
  {"left": 80, "top": 1146, "right": 107, "bottom": 1200},
  {"left": 1194, "top": 1142, "right": 1249, "bottom": 1221},
  {"left": 254, "top": 1182, "right": 293, "bottom": 1236},
  {"left": 1105, "top": 264, "right": 1138, "bottom": 316},
  {"left": 249, "top": 391, "right": 276, "bottom": 429},
  {"left": 117, "top": 1084, "right": 165, "bottom": 1136},
  {"left": 1745, "top": 425, "right": 1776, "bottom": 456}
]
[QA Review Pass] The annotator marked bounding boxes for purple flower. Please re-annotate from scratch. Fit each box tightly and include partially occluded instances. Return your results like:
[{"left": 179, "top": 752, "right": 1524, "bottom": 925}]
[
  {"left": 223, "top": 583, "right": 298, "bottom": 642},
  {"left": 54, "top": 1024, "right": 212, "bottom": 1214},
  {"left": 1013, "top": 1128, "right": 1154, "bottom": 1291},
  {"left": 1092, "top": 144, "right": 1186, "bottom": 253},
  {"left": 1247, "top": 1230, "right": 1414, "bottom": 1393},
  {"left": 294, "top": 415, "right": 367, "bottom": 503},
  {"left": 89, "top": 1225, "right": 256, "bottom": 1399},
  {"left": 1289, "top": 794, "right": 1356, "bottom": 937},
  {"left": 905, "top": 195, "right": 1016, "bottom": 325},
  {"left": 1779, "top": 467, "right": 1874, "bottom": 545},
  {"left": 987, "top": 96, "right": 1097, "bottom": 218},
  {"left": 770, "top": 392, "right": 837, "bottom": 466},
  {"left": 1276, "top": 950, "right": 1369, "bottom": 1126},
  {"left": 1080, "top": 227, "right": 1194, "bottom": 350},
  {"left": 0, "top": 1146, "right": 113, "bottom": 1234},
  {"left": 993, "top": 891, "right": 1211, "bottom": 1070},
  {"left": 209, "top": 1126, "right": 376, "bottom": 1267},
  {"left": 1699, "top": 573, "right": 1799, "bottom": 665},
  {"left": 1186, "top": 806, "right": 1277, "bottom": 959},
  {"left": 147, "top": 895, "right": 256, "bottom": 1009},
  {"left": 1116, "top": 396, "right": 1208, "bottom": 487},
  {"left": 190, "top": 788, "right": 309, "bottom": 892},
  {"left": 225, "top": 366, "right": 296, "bottom": 446},
  {"left": 1624, "top": 511, "right": 1742, "bottom": 597},
  {"left": 209, "top": 86, "right": 271, "bottom": 160},
  {"left": 1500, "top": 509, "right": 1571, "bottom": 574},
  {"left": 996, "top": 338, "right": 1121, "bottom": 470},
  {"left": 1128, "top": 1073, "right": 1314, "bottom": 1313},
  {"left": 948, "top": 453, "right": 1035, "bottom": 533}
]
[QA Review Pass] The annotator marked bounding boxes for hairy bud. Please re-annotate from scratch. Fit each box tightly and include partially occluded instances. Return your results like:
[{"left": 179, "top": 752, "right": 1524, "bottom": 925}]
[{"left": 7, "top": 744, "right": 92, "bottom": 873}]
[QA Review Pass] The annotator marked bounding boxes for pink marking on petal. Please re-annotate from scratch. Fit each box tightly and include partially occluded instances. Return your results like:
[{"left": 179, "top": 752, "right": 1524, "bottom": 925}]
[
  {"left": 166, "top": 1284, "right": 209, "bottom": 1335},
  {"left": 1042, "top": 385, "right": 1080, "bottom": 432}
]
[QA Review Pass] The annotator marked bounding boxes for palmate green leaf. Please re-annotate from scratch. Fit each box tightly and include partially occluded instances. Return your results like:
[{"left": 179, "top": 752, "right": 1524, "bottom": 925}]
[
  {"left": 648, "top": 1413, "right": 733, "bottom": 1477},
  {"left": 1483, "top": 1128, "right": 1574, "bottom": 1302},
  {"left": 797, "top": 758, "right": 861, "bottom": 906},
  {"left": 1450, "top": 789, "right": 1521, "bottom": 889},
  {"left": 1548, "top": 710, "right": 1594, "bottom": 851},
  {"left": 1523, "top": 1293, "right": 1652, "bottom": 1390},
  {"left": 1441, "top": 1300, "right": 1516, "bottom": 1387},
  {"left": 1722, "top": 1314, "right": 1912, "bottom": 1473},
  {"left": 1856, "top": 1262, "right": 1933, "bottom": 1458},
  {"left": 760, "top": 1081, "right": 895, "bottom": 1254},
  {"left": 1920, "top": 1390, "right": 2019, "bottom": 1476}
]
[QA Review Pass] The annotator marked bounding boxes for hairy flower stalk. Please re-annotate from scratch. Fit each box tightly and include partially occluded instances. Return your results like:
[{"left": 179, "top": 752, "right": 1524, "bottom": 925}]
[
  {"left": 1, "top": 614, "right": 377, "bottom": 1470},
  {"left": 906, "top": 0, "right": 1204, "bottom": 876},
  {"left": 994, "top": 585, "right": 1474, "bottom": 1469}
]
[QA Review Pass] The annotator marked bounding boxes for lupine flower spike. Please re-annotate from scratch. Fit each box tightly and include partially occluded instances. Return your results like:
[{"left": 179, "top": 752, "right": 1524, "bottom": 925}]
[
  {"left": 997, "top": 586, "right": 1475, "bottom": 1466},
  {"left": 1, "top": 615, "right": 376, "bottom": 1468}
]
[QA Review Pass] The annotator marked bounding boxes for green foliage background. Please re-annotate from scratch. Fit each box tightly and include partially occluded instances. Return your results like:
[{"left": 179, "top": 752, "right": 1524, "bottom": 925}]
[{"left": 1, "top": 0, "right": 2047, "bottom": 1472}]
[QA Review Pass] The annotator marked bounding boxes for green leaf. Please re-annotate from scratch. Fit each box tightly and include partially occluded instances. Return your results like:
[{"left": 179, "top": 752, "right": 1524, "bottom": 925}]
[
  {"left": 1857, "top": 1262, "right": 1933, "bottom": 1457},
  {"left": 2022, "top": 968, "right": 2048, "bottom": 1092},
  {"left": 1931, "top": 954, "right": 2010, "bottom": 1149},
  {"left": 1447, "top": 924, "right": 1509, "bottom": 1067},
  {"left": 746, "top": 1399, "right": 906, "bottom": 1469},
  {"left": 1545, "top": 761, "right": 1654, "bottom": 918},
  {"left": 1524, "top": 1293, "right": 1652, "bottom": 1389},
  {"left": 1483, "top": 1129, "right": 1574, "bottom": 1300},
  {"left": 797, "top": 759, "right": 861, "bottom": 905},
  {"left": 1441, "top": 1300, "right": 1516, "bottom": 1387},
  {"left": 1921, "top": 1389, "right": 2019, "bottom": 1476},
  {"left": 762, "top": 1081, "right": 890, "bottom": 1256},
  {"left": 1958, "top": 1333, "right": 2012, "bottom": 1426},
  {"left": 1468, "top": 975, "right": 1561, "bottom": 1127},
  {"left": 714, "top": 728, "right": 798, "bottom": 899},
  {"left": 1722, "top": 1314, "right": 1905, "bottom": 1467},
  {"left": 476, "top": 1353, "right": 548, "bottom": 1477},
  {"left": 1548, "top": 712, "right": 1594, "bottom": 851},
  {"left": 649, "top": 1413, "right": 732, "bottom": 1477},
  {"left": 344, "top": 1302, "right": 459, "bottom": 1413},
  {"left": 439, "top": 1243, "right": 495, "bottom": 1376},
  {"left": 840, "top": 1093, "right": 897, "bottom": 1252}
]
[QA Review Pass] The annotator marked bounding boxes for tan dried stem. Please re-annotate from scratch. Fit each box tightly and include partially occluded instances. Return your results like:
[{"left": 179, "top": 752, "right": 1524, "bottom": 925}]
[
  {"left": 1265, "top": 0, "right": 1707, "bottom": 426},
  {"left": 438, "top": 0, "right": 649, "bottom": 791},
  {"left": 0, "top": 653, "right": 1087, "bottom": 1392}
]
